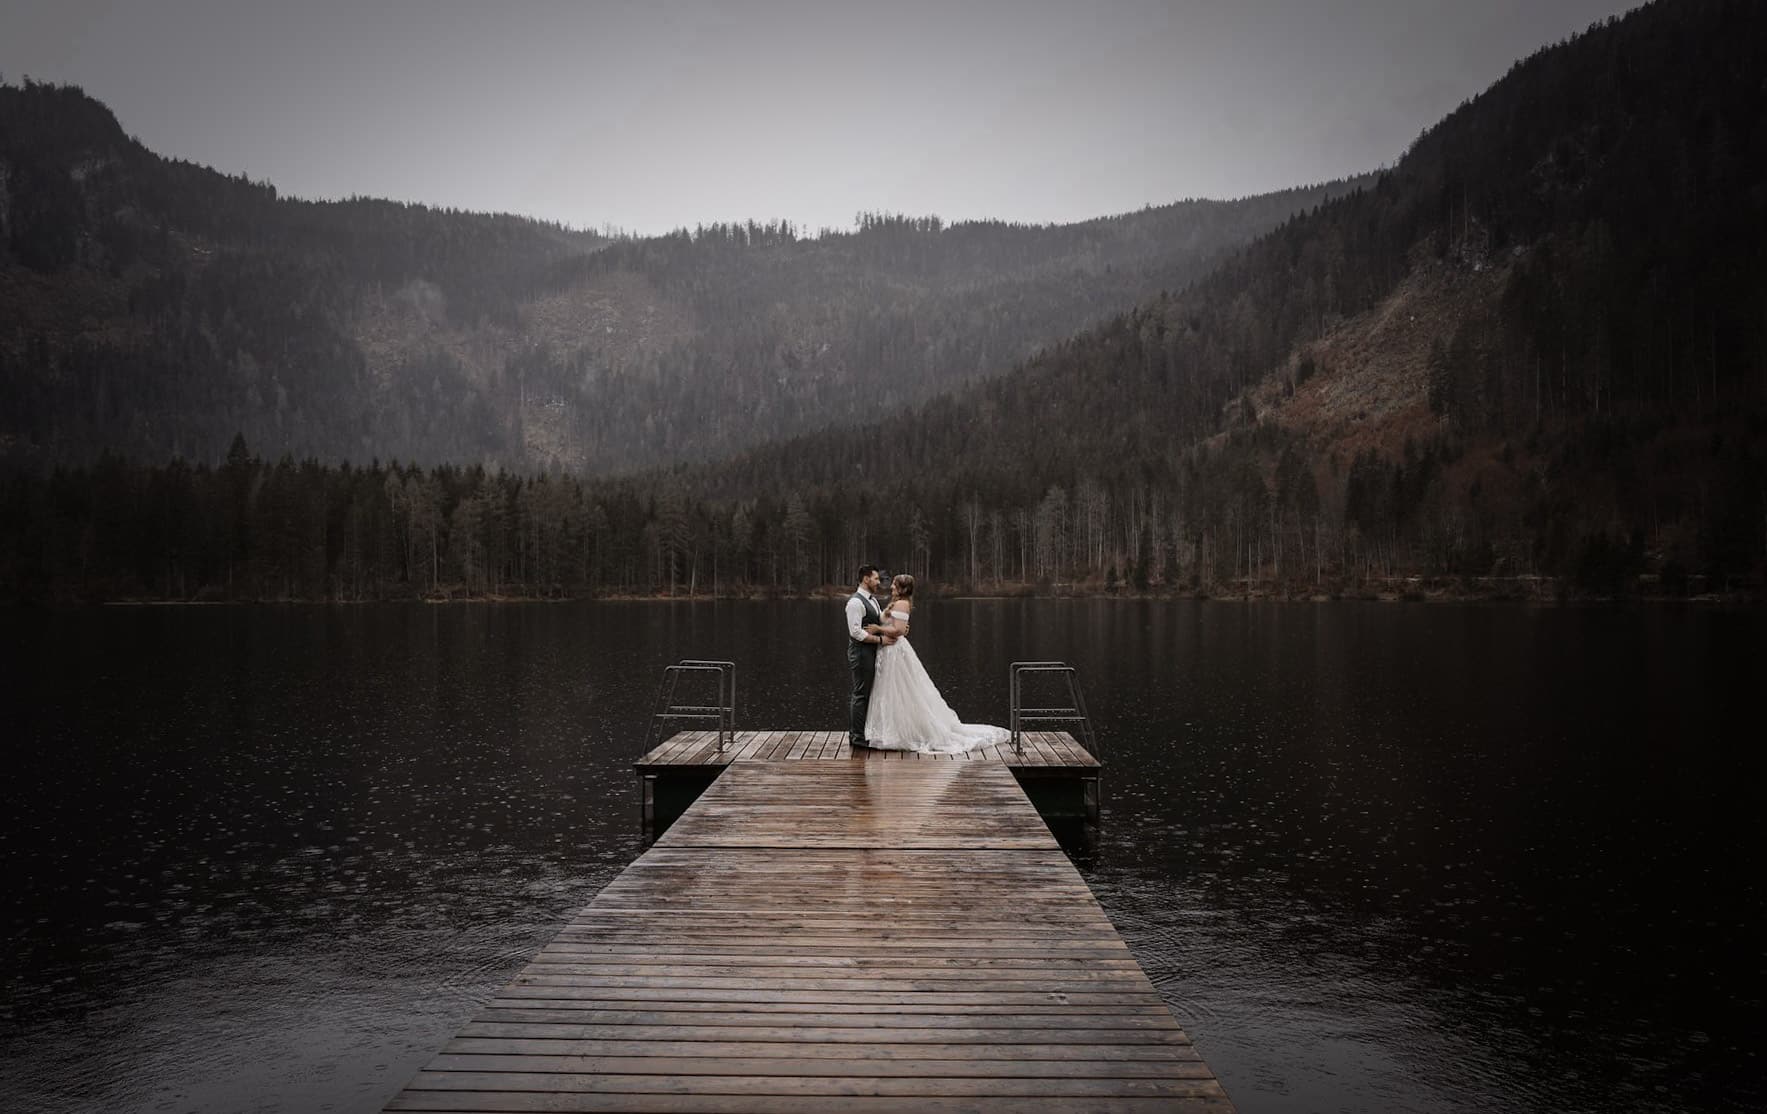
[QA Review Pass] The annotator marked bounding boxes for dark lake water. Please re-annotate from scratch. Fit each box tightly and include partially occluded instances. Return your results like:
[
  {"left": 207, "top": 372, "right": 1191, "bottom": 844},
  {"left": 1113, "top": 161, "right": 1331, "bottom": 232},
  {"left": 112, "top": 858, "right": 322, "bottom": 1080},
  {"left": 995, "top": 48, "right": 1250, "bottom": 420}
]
[{"left": 2, "top": 600, "right": 1763, "bottom": 1113}]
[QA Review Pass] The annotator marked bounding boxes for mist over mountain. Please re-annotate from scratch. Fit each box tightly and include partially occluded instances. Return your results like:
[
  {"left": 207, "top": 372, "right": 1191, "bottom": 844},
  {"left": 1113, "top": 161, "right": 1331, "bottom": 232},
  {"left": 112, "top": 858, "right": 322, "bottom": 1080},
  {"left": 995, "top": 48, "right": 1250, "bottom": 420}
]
[{"left": 0, "top": 81, "right": 1364, "bottom": 472}]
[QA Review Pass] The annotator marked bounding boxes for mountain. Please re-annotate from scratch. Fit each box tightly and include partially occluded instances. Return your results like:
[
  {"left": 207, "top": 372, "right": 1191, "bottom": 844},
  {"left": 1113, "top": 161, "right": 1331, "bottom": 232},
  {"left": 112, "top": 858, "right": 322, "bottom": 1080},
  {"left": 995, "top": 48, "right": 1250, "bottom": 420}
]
[
  {"left": 5, "top": 0, "right": 1762, "bottom": 602},
  {"left": 680, "top": 0, "right": 1767, "bottom": 594},
  {"left": 0, "top": 80, "right": 1365, "bottom": 472}
]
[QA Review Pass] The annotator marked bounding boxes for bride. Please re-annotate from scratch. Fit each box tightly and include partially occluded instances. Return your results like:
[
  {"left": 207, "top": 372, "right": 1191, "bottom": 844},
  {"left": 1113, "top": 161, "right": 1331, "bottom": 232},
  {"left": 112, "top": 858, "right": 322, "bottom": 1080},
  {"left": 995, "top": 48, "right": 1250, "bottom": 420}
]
[{"left": 863, "top": 574, "right": 1010, "bottom": 754}]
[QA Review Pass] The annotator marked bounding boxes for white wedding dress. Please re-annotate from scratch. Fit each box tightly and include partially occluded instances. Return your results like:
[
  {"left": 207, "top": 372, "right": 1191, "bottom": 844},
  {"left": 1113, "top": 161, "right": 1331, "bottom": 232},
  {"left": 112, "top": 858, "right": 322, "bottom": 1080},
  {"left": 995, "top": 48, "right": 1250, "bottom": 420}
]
[{"left": 864, "top": 609, "right": 1010, "bottom": 753}]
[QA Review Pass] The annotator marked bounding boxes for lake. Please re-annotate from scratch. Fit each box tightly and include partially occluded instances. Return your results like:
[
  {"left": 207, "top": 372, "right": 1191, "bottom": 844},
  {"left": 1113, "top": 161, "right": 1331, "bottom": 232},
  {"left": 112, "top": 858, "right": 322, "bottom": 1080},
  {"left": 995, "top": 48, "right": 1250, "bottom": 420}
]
[{"left": 2, "top": 600, "right": 1761, "bottom": 1112}]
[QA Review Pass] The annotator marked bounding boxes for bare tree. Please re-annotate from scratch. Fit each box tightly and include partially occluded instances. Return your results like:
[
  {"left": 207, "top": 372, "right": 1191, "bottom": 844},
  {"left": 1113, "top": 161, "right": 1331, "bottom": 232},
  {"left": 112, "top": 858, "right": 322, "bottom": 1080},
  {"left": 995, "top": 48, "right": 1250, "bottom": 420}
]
[{"left": 961, "top": 499, "right": 984, "bottom": 587}]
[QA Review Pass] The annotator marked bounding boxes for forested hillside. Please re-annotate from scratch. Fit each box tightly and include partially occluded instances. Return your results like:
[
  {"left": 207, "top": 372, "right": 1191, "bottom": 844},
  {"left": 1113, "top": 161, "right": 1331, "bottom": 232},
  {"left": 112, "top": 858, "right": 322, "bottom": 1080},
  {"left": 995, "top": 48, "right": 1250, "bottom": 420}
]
[
  {"left": 0, "top": 80, "right": 1360, "bottom": 472},
  {"left": 665, "top": 0, "right": 1767, "bottom": 596},
  {"left": 4, "top": 0, "right": 1764, "bottom": 602}
]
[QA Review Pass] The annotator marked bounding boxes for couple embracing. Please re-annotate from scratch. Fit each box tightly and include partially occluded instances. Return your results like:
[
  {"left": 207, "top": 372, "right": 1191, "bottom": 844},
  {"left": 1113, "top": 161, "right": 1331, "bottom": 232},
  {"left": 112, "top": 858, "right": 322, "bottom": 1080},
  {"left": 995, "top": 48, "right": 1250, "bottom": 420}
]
[{"left": 844, "top": 565, "right": 1010, "bottom": 754}]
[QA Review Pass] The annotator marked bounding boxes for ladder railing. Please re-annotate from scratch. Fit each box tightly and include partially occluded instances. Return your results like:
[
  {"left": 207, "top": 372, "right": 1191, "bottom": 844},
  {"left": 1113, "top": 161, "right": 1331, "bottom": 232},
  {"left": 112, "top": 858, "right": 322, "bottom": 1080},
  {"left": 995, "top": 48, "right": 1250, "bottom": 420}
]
[
  {"left": 1009, "top": 661, "right": 1099, "bottom": 760},
  {"left": 645, "top": 660, "right": 736, "bottom": 753}
]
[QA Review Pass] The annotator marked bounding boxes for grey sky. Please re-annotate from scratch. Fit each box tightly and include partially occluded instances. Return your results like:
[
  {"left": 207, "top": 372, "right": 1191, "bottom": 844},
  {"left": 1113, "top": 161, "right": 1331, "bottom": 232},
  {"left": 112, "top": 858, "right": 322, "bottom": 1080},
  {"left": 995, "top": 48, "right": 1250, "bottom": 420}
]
[{"left": 3, "top": 0, "right": 1639, "bottom": 235}]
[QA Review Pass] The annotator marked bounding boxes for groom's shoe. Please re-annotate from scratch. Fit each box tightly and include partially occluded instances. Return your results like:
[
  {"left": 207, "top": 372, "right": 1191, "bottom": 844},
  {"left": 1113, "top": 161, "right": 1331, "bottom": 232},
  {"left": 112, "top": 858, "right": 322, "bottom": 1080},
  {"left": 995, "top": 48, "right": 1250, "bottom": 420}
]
[{"left": 849, "top": 738, "right": 872, "bottom": 749}]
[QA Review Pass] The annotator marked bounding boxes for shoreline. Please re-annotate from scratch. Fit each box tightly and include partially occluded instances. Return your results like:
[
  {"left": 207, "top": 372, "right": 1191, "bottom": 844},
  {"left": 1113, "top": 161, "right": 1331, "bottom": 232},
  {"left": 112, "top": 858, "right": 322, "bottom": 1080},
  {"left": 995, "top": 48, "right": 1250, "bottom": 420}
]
[{"left": 41, "top": 583, "right": 1757, "bottom": 607}]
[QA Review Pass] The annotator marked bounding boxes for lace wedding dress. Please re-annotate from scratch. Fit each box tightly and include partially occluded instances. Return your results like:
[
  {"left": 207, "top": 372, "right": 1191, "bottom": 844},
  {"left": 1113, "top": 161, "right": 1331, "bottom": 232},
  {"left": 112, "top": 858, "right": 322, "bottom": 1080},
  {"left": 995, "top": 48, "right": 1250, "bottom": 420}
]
[{"left": 864, "top": 609, "right": 1010, "bottom": 753}]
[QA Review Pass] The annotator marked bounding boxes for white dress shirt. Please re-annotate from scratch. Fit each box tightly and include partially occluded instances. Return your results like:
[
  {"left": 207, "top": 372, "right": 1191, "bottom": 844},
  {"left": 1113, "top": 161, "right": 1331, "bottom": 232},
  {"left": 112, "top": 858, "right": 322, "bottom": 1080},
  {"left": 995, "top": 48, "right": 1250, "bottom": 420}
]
[{"left": 846, "top": 588, "right": 877, "bottom": 643}]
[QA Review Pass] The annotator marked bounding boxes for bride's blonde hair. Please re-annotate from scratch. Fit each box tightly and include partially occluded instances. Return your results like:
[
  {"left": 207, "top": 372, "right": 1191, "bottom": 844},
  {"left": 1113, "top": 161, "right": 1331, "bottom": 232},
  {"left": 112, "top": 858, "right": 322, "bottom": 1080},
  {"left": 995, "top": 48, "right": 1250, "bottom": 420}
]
[{"left": 890, "top": 573, "right": 915, "bottom": 603}]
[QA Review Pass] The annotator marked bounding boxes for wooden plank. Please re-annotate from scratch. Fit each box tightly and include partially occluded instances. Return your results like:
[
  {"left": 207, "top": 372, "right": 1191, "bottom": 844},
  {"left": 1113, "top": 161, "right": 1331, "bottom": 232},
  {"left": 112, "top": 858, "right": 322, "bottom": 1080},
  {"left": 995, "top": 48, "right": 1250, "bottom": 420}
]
[
  {"left": 492, "top": 987, "right": 1167, "bottom": 1007},
  {"left": 641, "top": 729, "right": 1098, "bottom": 769},
  {"left": 405, "top": 1069, "right": 1224, "bottom": 1095},
  {"left": 621, "top": 862, "right": 1086, "bottom": 873},
  {"left": 420, "top": 1058, "right": 1212, "bottom": 1079},
  {"left": 680, "top": 730, "right": 734, "bottom": 766},
  {"left": 1041, "top": 731, "right": 1086, "bottom": 767},
  {"left": 593, "top": 869, "right": 1095, "bottom": 887},
  {"left": 523, "top": 940, "right": 1130, "bottom": 961},
  {"left": 731, "top": 732, "right": 766, "bottom": 760},
  {"left": 1053, "top": 731, "right": 1099, "bottom": 766},
  {"left": 1042, "top": 730, "right": 1098, "bottom": 767},
  {"left": 1034, "top": 731, "right": 1068, "bottom": 765},
  {"left": 527, "top": 935, "right": 1134, "bottom": 954},
  {"left": 756, "top": 729, "right": 790, "bottom": 761},
  {"left": 593, "top": 875, "right": 1094, "bottom": 888},
  {"left": 638, "top": 729, "right": 712, "bottom": 767},
  {"left": 594, "top": 876, "right": 1101, "bottom": 890},
  {"left": 569, "top": 889, "right": 1111, "bottom": 904},
  {"left": 1038, "top": 731, "right": 1080, "bottom": 764},
  {"left": 558, "top": 919, "right": 1125, "bottom": 934},
  {"left": 534, "top": 945, "right": 1136, "bottom": 960},
  {"left": 556, "top": 910, "right": 1115, "bottom": 925},
  {"left": 475, "top": 1008, "right": 1183, "bottom": 1029},
  {"left": 730, "top": 730, "right": 765, "bottom": 759},
  {"left": 387, "top": 757, "right": 1231, "bottom": 1113},
  {"left": 587, "top": 879, "right": 1102, "bottom": 894},
  {"left": 456, "top": 1030, "right": 1190, "bottom": 1051},
  {"left": 1019, "top": 730, "right": 1057, "bottom": 766},
  {"left": 1030, "top": 731, "right": 1066, "bottom": 763},
  {"left": 389, "top": 1094, "right": 1230, "bottom": 1113},
  {"left": 673, "top": 729, "right": 723, "bottom": 764},
  {"left": 521, "top": 963, "right": 1145, "bottom": 981},
  {"left": 566, "top": 898, "right": 1106, "bottom": 909},
  {"left": 593, "top": 867, "right": 1096, "bottom": 883},
  {"left": 488, "top": 998, "right": 1171, "bottom": 1016},
  {"left": 757, "top": 729, "right": 796, "bottom": 760},
  {"left": 552, "top": 924, "right": 1128, "bottom": 939},
  {"left": 509, "top": 977, "right": 1159, "bottom": 995},
  {"left": 637, "top": 731, "right": 697, "bottom": 765},
  {"left": 728, "top": 732, "right": 766, "bottom": 760},
  {"left": 454, "top": 1024, "right": 1191, "bottom": 1045}
]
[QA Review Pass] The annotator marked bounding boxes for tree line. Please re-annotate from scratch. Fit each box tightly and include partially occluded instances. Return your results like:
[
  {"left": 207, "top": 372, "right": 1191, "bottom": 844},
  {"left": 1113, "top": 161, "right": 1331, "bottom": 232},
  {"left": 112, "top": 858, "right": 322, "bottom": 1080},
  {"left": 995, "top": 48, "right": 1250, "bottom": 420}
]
[{"left": 5, "top": 407, "right": 1760, "bottom": 604}]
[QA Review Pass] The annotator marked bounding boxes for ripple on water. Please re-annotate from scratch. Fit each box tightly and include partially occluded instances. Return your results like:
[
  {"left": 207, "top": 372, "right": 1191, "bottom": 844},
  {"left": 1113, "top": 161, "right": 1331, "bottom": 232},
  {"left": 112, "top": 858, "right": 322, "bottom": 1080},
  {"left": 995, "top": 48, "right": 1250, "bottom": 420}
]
[{"left": 3, "top": 600, "right": 1763, "bottom": 1113}]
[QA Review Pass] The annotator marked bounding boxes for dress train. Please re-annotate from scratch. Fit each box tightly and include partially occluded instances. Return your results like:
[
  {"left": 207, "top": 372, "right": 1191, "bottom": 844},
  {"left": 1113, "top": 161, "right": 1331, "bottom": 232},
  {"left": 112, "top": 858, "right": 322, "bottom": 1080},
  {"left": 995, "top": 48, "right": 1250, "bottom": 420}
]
[{"left": 863, "top": 616, "right": 1008, "bottom": 754}]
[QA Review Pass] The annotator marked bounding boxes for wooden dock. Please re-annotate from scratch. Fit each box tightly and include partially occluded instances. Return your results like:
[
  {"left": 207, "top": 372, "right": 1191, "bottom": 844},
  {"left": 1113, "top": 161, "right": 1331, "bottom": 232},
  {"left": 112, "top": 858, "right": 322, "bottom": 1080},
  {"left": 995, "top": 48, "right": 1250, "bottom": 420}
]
[
  {"left": 383, "top": 756, "right": 1232, "bottom": 1112},
  {"left": 634, "top": 728, "right": 1101, "bottom": 769},
  {"left": 636, "top": 729, "right": 1103, "bottom": 834}
]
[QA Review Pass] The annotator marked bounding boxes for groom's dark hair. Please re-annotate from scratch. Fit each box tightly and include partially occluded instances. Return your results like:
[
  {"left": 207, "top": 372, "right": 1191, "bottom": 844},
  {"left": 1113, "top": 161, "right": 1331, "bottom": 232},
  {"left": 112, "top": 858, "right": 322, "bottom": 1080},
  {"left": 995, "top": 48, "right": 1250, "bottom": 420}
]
[{"left": 857, "top": 564, "right": 878, "bottom": 581}]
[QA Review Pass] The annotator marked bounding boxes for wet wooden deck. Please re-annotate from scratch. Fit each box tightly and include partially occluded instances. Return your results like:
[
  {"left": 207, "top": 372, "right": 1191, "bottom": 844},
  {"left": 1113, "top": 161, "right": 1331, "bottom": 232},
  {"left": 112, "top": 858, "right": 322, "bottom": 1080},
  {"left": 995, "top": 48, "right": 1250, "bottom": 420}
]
[
  {"left": 635, "top": 728, "right": 1101, "bottom": 771},
  {"left": 636, "top": 729, "right": 1103, "bottom": 831},
  {"left": 384, "top": 758, "right": 1232, "bottom": 1113}
]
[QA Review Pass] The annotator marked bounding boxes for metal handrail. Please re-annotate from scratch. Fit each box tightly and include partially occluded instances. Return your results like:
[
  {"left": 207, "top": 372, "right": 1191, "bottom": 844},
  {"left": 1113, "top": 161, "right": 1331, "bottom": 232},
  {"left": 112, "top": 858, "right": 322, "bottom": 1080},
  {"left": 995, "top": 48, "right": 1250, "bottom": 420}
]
[
  {"left": 679, "top": 660, "right": 736, "bottom": 730},
  {"left": 645, "top": 660, "right": 736, "bottom": 752},
  {"left": 1009, "top": 661, "right": 1100, "bottom": 760}
]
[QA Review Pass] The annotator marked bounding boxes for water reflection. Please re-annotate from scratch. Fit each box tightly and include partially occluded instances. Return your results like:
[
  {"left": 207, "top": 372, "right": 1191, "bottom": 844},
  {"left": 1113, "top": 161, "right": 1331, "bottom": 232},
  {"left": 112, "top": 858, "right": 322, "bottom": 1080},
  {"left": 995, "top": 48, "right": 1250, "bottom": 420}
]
[{"left": 2, "top": 600, "right": 1761, "bottom": 1112}]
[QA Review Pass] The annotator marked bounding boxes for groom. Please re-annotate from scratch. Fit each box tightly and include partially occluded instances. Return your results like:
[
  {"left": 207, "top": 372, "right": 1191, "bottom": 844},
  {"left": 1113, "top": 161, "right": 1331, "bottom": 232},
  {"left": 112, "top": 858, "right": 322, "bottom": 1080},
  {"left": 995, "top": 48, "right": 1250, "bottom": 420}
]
[{"left": 845, "top": 564, "right": 892, "bottom": 747}]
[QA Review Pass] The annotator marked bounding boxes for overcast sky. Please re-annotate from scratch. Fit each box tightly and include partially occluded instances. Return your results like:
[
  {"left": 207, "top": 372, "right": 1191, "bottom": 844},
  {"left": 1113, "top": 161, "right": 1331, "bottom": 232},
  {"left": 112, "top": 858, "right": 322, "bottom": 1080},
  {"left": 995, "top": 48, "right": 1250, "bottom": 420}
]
[{"left": 3, "top": 0, "right": 1640, "bottom": 235}]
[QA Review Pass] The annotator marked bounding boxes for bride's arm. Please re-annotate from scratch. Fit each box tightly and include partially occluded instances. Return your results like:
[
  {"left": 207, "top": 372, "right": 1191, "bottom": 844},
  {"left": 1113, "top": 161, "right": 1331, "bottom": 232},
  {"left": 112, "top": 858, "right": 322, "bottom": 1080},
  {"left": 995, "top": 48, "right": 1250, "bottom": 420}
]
[
  {"left": 863, "top": 605, "right": 902, "bottom": 641},
  {"left": 878, "top": 600, "right": 912, "bottom": 638}
]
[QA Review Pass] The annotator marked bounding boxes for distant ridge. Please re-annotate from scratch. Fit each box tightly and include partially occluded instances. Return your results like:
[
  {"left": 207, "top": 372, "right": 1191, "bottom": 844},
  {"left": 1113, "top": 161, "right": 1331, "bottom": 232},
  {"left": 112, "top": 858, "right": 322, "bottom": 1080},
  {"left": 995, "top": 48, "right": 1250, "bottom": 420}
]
[
  {"left": 0, "top": 79, "right": 1363, "bottom": 472},
  {"left": 680, "top": 0, "right": 1767, "bottom": 590}
]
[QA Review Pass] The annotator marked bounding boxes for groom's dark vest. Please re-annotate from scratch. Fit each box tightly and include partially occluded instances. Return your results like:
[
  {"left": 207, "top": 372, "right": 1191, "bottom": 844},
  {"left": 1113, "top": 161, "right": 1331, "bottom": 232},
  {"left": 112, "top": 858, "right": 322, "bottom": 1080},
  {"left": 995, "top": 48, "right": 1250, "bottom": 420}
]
[{"left": 847, "top": 592, "right": 882, "bottom": 668}]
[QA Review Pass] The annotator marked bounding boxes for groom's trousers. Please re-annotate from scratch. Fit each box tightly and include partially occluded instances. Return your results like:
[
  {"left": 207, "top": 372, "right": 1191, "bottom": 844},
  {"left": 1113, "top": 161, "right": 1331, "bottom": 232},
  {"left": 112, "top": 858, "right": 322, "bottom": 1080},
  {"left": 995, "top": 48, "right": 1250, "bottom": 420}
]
[{"left": 848, "top": 641, "right": 877, "bottom": 744}]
